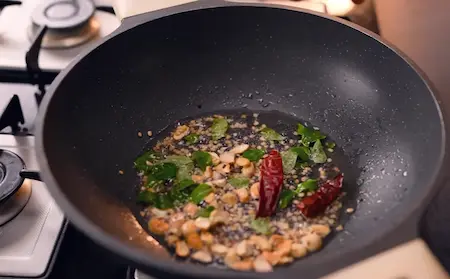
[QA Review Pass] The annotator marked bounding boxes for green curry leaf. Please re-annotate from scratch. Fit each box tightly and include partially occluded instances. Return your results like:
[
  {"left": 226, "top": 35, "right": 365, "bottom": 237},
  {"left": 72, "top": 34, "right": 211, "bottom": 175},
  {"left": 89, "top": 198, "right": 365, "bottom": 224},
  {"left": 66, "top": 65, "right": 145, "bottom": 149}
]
[
  {"left": 251, "top": 218, "right": 272, "bottom": 235},
  {"left": 260, "top": 127, "right": 284, "bottom": 141},
  {"left": 163, "top": 155, "right": 194, "bottom": 181},
  {"left": 149, "top": 163, "right": 177, "bottom": 180},
  {"left": 279, "top": 189, "right": 296, "bottom": 209},
  {"left": 185, "top": 133, "right": 200, "bottom": 145},
  {"left": 137, "top": 191, "right": 174, "bottom": 209},
  {"left": 190, "top": 183, "right": 213, "bottom": 204},
  {"left": 290, "top": 146, "right": 311, "bottom": 162},
  {"left": 242, "top": 149, "right": 265, "bottom": 162},
  {"left": 211, "top": 118, "right": 229, "bottom": 140},
  {"left": 196, "top": 206, "right": 215, "bottom": 218},
  {"left": 280, "top": 149, "right": 298, "bottom": 174},
  {"left": 325, "top": 141, "right": 336, "bottom": 149},
  {"left": 297, "top": 123, "right": 326, "bottom": 146},
  {"left": 134, "top": 151, "right": 162, "bottom": 173},
  {"left": 174, "top": 179, "right": 196, "bottom": 191},
  {"left": 228, "top": 175, "right": 250, "bottom": 188},
  {"left": 296, "top": 179, "right": 318, "bottom": 193},
  {"left": 310, "top": 140, "right": 327, "bottom": 163},
  {"left": 192, "top": 151, "right": 213, "bottom": 171}
]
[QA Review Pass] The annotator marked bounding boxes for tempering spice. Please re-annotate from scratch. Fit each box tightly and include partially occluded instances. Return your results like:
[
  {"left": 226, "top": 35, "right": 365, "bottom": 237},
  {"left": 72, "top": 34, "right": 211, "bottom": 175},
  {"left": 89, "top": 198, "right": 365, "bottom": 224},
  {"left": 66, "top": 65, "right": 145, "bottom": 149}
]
[{"left": 134, "top": 113, "right": 346, "bottom": 272}]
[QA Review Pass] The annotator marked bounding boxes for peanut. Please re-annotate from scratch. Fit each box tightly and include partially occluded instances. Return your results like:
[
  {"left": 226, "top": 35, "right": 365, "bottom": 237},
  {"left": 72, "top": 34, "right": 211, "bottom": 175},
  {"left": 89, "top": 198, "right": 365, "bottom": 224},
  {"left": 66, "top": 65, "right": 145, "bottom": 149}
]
[
  {"left": 291, "top": 243, "right": 308, "bottom": 258},
  {"left": 235, "top": 157, "right": 251, "bottom": 167},
  {"left": 195, "top": 217, "right": 211, "bottom": 230},
  {"left": 253, "top": 255, "right": 273, "bottom": 272},
  {"left": 173, "top": 125, "right": 190, "bottom": 140},
  {"left": 221, "top": 192, "right": 238, "bottom": 206},
  {"left": 148, "top": 217, "right": 169, "bottom": 235},
  {"left": 235, "top": 188, "right": 250, "bottom": 203},
  {"left": 209, "top": 152, "right": 221, "bottom": 165},
  {"left": 186, "top": 232, "right": 203, "bottom": 250},
  {"left": 175, "top": 241, "right": 189, "bottom": 257},
  {"left": 309, "top": 224, "right": 331, "bottom": 237},
  {"left": 220, "top": 152, "right": 235, "bottom": 164},
  {"left": 242, "top": 163, "right": 255, "bottom": 177},
  {"left": 302, "top": 233, "right": 322, "bottom": 252},
  {"left": 250, "top": 182, "right": 260, "bottom": 199},
  {"left": 191, "top": 250, "right": 212, "bottom": 263},
  {"left": 230, "top": 144, "right": 249, "bottom": 154},
  {"left": 181, "top": 220, "right": 197, "bottom": 235},
  {"left": 183, "top": 202, "right": 199, "bottom": 217}
]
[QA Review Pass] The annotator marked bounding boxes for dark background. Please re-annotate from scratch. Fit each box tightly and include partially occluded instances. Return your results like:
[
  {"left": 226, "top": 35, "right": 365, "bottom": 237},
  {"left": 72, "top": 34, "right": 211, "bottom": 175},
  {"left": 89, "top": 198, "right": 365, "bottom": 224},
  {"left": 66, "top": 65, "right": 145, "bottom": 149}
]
[{"left": 48, "top": 224, "right": 129, "bottom": 279}]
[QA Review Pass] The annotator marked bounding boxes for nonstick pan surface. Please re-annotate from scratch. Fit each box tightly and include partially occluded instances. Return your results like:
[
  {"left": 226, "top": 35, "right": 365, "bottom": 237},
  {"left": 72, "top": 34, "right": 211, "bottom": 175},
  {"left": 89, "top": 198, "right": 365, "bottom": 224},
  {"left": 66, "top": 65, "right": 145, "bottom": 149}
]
[{"left": 35, "top": 3, "right": 446, "bottom": 279}]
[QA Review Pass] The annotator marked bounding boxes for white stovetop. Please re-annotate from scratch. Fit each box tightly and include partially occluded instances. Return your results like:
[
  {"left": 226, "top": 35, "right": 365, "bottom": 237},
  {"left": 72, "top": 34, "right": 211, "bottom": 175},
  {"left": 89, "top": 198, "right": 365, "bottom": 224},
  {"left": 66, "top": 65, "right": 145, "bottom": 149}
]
[
  {"left": 0, "top": 0, "right": 361, "bottom": 71},
  {"left": 0, "top": 135, "right": 64, "bottom": 277},
  {"left": 0, "top": 0, "right": 120, "bottom": 71}
]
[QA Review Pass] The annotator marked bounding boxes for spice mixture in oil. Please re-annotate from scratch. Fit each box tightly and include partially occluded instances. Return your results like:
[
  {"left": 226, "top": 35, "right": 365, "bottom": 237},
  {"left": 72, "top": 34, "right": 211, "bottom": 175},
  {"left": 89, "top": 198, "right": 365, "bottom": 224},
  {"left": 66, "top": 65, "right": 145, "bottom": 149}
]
[{"left": 134, "top": 113, "right": 349, "bottom": 272}]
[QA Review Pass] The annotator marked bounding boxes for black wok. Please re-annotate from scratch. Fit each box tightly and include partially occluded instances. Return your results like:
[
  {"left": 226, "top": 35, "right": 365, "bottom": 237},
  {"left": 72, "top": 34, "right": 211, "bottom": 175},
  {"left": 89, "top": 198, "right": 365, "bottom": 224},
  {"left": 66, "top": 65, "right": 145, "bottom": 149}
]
[{"left": 35, "top": 1, "right": 449, "bottom": 278}]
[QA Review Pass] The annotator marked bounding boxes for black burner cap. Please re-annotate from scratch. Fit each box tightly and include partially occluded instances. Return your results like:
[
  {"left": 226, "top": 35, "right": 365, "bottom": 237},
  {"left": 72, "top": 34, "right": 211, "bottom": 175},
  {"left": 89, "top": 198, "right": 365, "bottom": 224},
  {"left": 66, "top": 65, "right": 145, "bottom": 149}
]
[
  {"left": 0, "top": 150, "right": 25, "bottom": 203},
  {"left": 31, "top": 0, "right": 95, "bottom": 30}
]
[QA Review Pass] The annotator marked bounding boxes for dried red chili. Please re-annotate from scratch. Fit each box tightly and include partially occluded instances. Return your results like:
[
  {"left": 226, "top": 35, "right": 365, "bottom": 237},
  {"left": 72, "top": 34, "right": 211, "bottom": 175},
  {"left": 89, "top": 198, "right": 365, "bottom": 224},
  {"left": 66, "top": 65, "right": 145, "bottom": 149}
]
[
  {"left": 297, "top": 173, "right": 344, "bottom": 218},
  {"left": 256, "top": 150, "right": 284, "bottom": 217}
]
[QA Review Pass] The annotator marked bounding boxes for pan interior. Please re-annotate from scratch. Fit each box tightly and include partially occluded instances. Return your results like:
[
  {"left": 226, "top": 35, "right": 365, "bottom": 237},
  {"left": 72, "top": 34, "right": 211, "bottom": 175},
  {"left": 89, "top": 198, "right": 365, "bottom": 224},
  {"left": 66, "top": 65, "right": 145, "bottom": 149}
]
[{"left": 39, "top": 5, "right": 444, "bottom": 278}]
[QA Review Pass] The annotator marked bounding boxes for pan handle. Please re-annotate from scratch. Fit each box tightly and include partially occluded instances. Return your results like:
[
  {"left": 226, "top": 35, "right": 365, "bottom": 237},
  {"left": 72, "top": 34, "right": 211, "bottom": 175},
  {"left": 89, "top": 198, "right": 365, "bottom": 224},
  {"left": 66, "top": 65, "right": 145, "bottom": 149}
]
[
  {"left": 323, "top": 239, "right": 449, "bottom": 279},
  {"left": 19, "top": 170, "right": 42, "bottom": 181}
]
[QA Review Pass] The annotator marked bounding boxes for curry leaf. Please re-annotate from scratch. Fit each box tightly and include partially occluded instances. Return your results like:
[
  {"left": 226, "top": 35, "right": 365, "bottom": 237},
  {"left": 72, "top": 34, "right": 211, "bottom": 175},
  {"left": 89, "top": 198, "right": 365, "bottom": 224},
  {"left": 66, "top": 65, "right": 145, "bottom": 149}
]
[
  {"left": 145, "top": 176, "right": 163, "bottom": 188},
  {"left": 325, "top": 141, "right": 336, "bottom": 149},
  {"left": 149, "top": 163, "right": 177, "bottom": 180},
  {"left": 170, "top": 180, "right": 196, "bottom": 205},
  {"left": 190, "top": 183, "right": 213, "bottom": 204},
  {"left": 279, "top": 189, "right": 296, "bottom": 209},
  {"left": 297, "top": 123, "right": 326, "bottom": 146},
  {"left": 177, "top": 165, "right": 194, "bottom": 181},
  {"left": 170, "top": 189, "right": 190, "bottom": 205},
  {"left": 174, "top": 179, "right": 196, "bottom": 191},
  {"left": 164, "top": 155, "right": 193, "bottom": 166},
  {"left": 137, "top": 191, "right": 174, "bottom": 209},
  {"left": 295, "top": 161, "right": 311, "bottom": 169},
  {"left": 260, "top": 127, "right": 284, "bottom": 141},
  {"left": 134, "top": 151, "right": 162, "bottom": 173},
  {"left": 290, "top": 146, "right": 310, "bottom": 162},
  {"left": 196, "top": 206, "right": 215, "bottom": 218},
  {"left": 296, "top": 179, "right": 318, "bottom": 193},
  {"left": 228, "top": 175, "right": 250, "bottom": 188},
  {"left": 211, "top": 118, "right": 229, "bottom": 140},
  {"left": 185, "top": 133, "right": 200, "bottom": 145},
  {"left": 163, "top": 155, "right": 194, "bottom": 181},
  {"left": 251, "top": 218, "right": 272, "bottom": 235},
  {"left": 192, "top": 151, "right": 213, "bottom": 171},
  {"left": 310, "top": 140, "right": 327, "bottom": 163},
  {"left": 280, "top": 149, "right": 298, "bottom": 174},
  {"left": 242, "top": 149, "right": 265, "bottom": 162}
]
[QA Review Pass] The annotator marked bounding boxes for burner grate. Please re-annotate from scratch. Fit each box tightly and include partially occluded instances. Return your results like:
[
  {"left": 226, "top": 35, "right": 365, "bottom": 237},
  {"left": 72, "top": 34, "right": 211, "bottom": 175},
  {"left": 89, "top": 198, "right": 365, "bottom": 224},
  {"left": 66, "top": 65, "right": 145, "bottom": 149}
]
[
  {"left": 0, "top": 135, "right": 65, "bottom": 278},
  {"left": 0, "top": 1, "right": 118, "bottom": 133}
]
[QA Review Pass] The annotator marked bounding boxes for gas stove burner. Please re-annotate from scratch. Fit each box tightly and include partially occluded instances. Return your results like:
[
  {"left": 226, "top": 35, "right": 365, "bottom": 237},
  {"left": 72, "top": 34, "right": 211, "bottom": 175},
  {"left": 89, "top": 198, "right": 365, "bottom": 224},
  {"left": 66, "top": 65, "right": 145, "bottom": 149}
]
[
  {"left": 31, "top": 0, "right": 95, "bottom": 30},
  {"left": 28, "top": 17, "right": 100, "bottom": 49},
  {"left": 0, "top": 179, "right": 32, "bottom": 226},
  {"left": 0, "top": 150, "right": 25, "bottom": 203},
  {"left": 0, "top": 149, "right": 30, "bottom": 226},
  {"left": 28, "top": 0, "right": 99, "bottom": 49}
]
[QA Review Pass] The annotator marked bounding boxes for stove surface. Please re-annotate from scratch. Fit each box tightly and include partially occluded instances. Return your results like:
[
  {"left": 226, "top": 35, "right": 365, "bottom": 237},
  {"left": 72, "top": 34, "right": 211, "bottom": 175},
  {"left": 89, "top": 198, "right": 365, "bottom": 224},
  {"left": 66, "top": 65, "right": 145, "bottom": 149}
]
[
  {"left": 0, "top": 135, "right": 64, "bottom": 278},
  {"left": 0, "top": 0, "right": 120, "bottom": 71}
]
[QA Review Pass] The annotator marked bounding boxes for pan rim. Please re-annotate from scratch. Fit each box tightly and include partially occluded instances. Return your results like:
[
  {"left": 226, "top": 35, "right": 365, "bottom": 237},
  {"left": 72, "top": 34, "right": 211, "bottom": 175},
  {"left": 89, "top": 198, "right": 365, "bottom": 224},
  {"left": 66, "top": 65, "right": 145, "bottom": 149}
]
[{"left": 35, "top": 2, "right": 447, "bottom": 279}]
